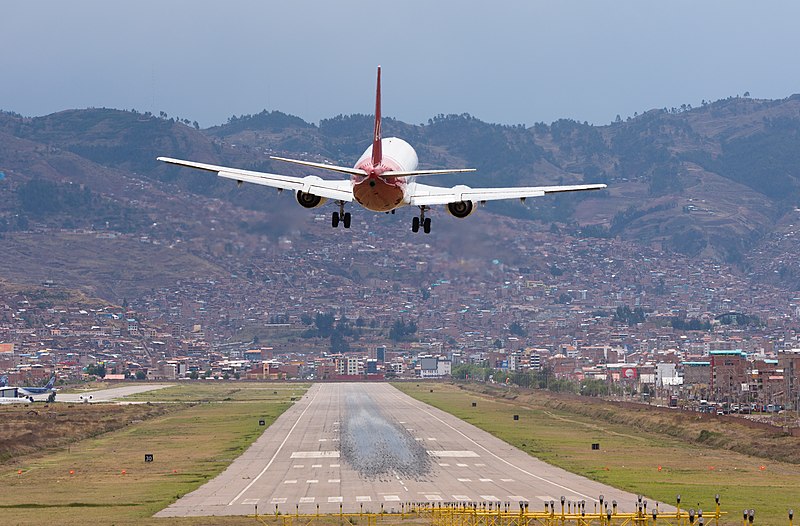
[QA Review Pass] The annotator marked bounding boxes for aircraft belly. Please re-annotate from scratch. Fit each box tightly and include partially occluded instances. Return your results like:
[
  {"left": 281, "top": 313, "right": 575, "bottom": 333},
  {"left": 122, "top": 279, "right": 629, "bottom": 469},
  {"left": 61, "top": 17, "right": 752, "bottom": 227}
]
[{"left": 353, "top": 180, "right": 405, "bottom": 212}]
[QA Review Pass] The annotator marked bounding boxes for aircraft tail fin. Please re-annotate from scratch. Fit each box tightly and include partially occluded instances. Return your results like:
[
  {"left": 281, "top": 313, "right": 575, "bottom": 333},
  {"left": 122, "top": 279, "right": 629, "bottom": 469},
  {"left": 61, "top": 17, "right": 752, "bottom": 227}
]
[
  {"left": 371, "top": 66, "right": 382, "bottom": 167},
  {"left": 0, "top": 375, "right": 7, "bottom": 387},
  {"left": 45, "top": 375, "right": 55, "bottom": 389}
]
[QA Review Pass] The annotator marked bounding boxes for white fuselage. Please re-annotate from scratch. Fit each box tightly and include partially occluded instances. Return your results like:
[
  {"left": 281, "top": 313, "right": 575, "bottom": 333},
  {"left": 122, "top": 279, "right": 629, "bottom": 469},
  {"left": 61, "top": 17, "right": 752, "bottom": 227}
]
[{"left": 351, "top": 137, "right": 418, "bottom": 212}]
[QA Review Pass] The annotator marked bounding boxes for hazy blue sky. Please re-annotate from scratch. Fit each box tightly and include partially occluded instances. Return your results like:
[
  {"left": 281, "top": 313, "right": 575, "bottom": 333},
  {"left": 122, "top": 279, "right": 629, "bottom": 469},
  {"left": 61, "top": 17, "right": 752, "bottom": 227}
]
[{"left": 3, "top": 1, "right": 800, "bottom": 128}]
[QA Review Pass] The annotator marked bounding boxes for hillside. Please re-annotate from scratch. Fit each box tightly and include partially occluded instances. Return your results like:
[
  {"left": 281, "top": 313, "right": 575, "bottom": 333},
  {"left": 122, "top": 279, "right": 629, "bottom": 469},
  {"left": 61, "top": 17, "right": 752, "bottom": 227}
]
[{"left": 0, "top": 95, "right": 800, "bottom": 299}]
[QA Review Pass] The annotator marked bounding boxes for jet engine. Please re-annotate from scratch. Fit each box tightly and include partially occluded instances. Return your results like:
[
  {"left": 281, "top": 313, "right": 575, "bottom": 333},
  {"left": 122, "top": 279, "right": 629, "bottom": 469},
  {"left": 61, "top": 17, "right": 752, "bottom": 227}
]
[
  {"left": 446, "top": 200, "right": 475, "bottom": 218},
  {"left": 295, "top": 191, "right": 327, "bottom": 209}
]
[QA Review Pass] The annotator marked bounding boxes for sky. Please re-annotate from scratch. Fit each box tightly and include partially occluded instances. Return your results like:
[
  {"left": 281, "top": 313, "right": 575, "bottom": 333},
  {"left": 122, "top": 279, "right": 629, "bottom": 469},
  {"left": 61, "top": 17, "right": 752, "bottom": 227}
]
[{"left": 3, "top": 1, "right": 800, "bottom": 129}]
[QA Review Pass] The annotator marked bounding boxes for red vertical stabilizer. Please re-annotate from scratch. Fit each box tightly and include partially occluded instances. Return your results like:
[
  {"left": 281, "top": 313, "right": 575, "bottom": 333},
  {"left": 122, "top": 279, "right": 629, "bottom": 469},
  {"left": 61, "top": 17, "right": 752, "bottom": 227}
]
[{"left": 371, "top": 66, "right": 382, "bottom": 167}]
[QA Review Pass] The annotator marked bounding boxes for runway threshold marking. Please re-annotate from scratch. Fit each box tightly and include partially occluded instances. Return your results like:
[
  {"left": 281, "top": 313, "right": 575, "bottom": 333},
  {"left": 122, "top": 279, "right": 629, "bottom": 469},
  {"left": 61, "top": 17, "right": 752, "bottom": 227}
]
[
  {"left": 228, "top": 385, "right": 321, "bottom": 506},
  {"left": 391, "top": 388, "right": 596, "bottom": 502},
  {"left": 356, "top": 496, "right": 371, "bottom": 502},
  {"left": 299, "top": 497, "right": 315, "bottom": 503}
]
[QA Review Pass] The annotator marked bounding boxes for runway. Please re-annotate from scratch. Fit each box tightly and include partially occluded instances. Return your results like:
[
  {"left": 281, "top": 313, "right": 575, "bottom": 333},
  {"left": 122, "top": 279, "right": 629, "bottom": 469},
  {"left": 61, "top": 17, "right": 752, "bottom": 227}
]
[
  {"left": 57, "top": 384, "right": 171, "bottom": 402},
  {"left": 157, "top": 383, "right": 648, "bottom": 517}
]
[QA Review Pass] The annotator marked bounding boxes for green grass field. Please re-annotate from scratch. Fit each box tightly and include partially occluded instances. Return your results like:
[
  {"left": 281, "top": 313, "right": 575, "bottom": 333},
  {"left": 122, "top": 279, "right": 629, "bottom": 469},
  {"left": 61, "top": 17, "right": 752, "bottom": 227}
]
[
  {"left": 394, "top": 382, "right": 798, "bottom": 525},
  {"left": 0, "top": 382, "right": 309, "bottom": 525}
]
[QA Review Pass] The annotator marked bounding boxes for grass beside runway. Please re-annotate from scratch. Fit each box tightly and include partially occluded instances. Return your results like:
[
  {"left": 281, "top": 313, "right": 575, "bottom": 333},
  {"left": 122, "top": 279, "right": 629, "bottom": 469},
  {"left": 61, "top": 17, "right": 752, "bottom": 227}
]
[
  {"left": 394, "top": 382, "right": 799, "bottom": 525},
  {"left": 1, "top": 382, "right": 308, "bottom": 525}
]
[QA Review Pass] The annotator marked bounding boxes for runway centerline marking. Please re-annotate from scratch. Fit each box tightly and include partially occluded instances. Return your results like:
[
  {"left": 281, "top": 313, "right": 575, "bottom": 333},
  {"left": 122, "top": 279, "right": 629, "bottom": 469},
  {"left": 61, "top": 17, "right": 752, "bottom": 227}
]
[
  {"left": 391, "top": 387, "right": 596, "bottom": 502},
  {"left": 228, "top": 385, "right": 321, "bottom": 506}
]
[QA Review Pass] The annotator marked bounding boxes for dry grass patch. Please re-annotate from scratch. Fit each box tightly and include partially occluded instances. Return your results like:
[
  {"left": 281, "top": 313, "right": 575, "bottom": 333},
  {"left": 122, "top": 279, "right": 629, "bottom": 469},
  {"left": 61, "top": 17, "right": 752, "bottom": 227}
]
[{"left": 0, "top": 403, "right": 175, "bottom": 462}]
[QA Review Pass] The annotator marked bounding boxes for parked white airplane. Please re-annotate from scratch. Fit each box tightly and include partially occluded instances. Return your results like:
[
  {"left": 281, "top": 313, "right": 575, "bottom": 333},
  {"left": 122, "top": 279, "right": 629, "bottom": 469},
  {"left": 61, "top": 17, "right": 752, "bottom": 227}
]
[
  {"left": 159, "top": 67, "right": 606, "bottom": 233},
  {"left": 16, "top": 375, "right": 57, "bottom": 402}
]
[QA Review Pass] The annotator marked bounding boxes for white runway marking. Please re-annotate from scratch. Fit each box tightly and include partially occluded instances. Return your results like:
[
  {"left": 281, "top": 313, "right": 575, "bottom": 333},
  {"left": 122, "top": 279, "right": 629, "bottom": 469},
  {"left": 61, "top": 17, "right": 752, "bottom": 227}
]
[
  {"left": 312, "top": 464, "right": 322, "bottom": 468},
  {"left": 479, "top": 478, "right": 493, "bottom": 482},
  {"left": 427, "top": 450, "right": 479, "bottom": 457},
  {"left": 328, "top": 497, "right": 343, "bottom": 503},
  {"left": 475, "top": 463, "right": 486, "bottom": 467},
  {"left": 457, "top": 478, "right": 472, "bottom": 482},
  {"left": 399, "top": 393, "right": 596, "bottom": 502},
  {"left": 293, "top": 465, "right": 304, "bottom": 469},
  {"left": 456, "top": 463, "right": 469, "bottom": 467},
  {"left": 242, "top": 499, "right": 259, "bottom": 505},
  {"left": 481, "top": 495, "right": 500, "bottom": 502},
  {"left": 426, "top": 495, "right": 443, "bottom": 501},
  {"left": 306, "top": 479, "right": 318, "bottom": 484},
  {"left": 438, "top": 463, "right": 450, "bottom": 466},
  {"left": 415, "top": 437, "right": 423, "bottom": 441},
  {"left": 319, "top": 438, "right": 328, "bottom": 442},
  {"left": 427, "top": 437, "right": 437, "bottom": 441},
  {"left": 299, "top": 497, "right": 315, "bottom": 503},
  {"left": 284, "top": 480, "right": 297, "bottom": 484},
  {"left": 536, "top": 496, "right": 556, "bottom": 502},
  {"left": 356, "top": 496, "right": 372, "bottom": 502},
  {"left": 453, "top": 495, "right": 471, "bottom": 501},
  {"left": 328, "top": 479, "right": 340, "bottom": 483},
  {"left": 330, "top": 464, "right": 340, "bottom": 468},
  {"left": 501, "top": 478, "right": 514, "bottom": 482},
  {"left": 229, "top": 386, "right": 321, "bottom": 506},
  {"left": 384, "top": 495, "right": 401, "bottom": 501},
  {"left": 291, "top": 451, "right": 340, "bottom": 458},
  {"left": 271, "top": 498, "right": 287, "bottom": 504},
  {"left": 509, "top": 496, "right": 527, "bottom": 501}
]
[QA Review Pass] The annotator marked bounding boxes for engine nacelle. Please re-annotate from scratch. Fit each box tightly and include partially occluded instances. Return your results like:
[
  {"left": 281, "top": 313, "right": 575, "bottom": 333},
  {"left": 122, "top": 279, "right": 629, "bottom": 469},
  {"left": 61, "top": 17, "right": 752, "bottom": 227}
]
[
  {"left": 446, "top": 200, "right": 475, "bottom": 219},
  {"left": 295, "top": 190, "right": 327, "bottom": 209}
]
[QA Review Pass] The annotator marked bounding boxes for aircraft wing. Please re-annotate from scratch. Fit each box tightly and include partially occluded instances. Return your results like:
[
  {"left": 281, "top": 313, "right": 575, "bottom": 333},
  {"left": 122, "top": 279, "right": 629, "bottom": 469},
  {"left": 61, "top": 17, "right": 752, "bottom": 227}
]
[
  {"left": 157, "top": 157, "right": 354, "bottom": 202},
  {"left": 408, "top": 182, "right": 607, "bottom": 206}
]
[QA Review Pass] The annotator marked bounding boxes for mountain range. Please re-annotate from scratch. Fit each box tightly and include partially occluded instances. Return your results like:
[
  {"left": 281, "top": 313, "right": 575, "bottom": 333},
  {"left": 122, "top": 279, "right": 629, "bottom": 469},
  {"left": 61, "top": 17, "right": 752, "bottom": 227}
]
[{"left": 1, "top": 93, "right": 800, "bottom": 301}]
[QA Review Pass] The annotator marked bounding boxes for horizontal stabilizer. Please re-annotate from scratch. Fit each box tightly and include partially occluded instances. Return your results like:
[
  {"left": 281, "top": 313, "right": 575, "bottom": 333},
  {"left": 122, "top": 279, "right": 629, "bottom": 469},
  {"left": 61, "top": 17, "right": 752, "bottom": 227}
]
[
  {"left": 382, "top": 168, "right": 477, "bottom": 178},
  {"left": 270, "top": 156, "right": 367, "bottom": 177}
]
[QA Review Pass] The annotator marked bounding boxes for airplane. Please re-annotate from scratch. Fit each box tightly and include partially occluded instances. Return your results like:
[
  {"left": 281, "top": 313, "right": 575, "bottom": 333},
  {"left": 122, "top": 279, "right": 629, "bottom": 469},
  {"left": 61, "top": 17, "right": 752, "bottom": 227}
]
[
  {"left": 158, "top": 67, "right": 607, "bottom": 233},
  {"left": 0, "top": 375, "right": 7, "bottom": 387},
  {"left": 16, "top": 375, "right": 57, "bottom": 402}
]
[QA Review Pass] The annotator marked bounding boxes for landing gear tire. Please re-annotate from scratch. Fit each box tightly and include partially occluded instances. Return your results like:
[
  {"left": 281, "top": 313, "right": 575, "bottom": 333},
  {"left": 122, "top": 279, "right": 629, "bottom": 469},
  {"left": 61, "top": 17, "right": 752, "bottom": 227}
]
[
  {"left": 412, "top": 216, "right": 420, "bottom": 233},
  {"left": 343, "top": 212, "right": 351, "bottom": 229},
  {"left": 423, "top": 217, "right": 431, "bottom": 234},
  {"left": 332, "top": 212, "right": 340, "bottom": 228}
]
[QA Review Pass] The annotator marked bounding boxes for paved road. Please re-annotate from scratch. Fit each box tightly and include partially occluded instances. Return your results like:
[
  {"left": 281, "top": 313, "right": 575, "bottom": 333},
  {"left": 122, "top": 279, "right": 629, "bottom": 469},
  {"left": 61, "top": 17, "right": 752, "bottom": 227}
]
[
  {"left": 57, "top": 384, "right": 171, "bottom": 403},
  {"left": 157, "top": 383, "right": 652, "bottom": 517}
]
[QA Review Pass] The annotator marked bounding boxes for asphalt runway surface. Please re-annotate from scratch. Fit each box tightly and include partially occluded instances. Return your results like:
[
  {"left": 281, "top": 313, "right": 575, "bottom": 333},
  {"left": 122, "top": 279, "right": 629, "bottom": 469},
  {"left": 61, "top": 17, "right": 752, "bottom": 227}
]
[
  {"left": 157, "top": 383, "right": 652, "bottom": 517},
  {"left": 57, "top": 384, "right": 171, "bottom": 402}
]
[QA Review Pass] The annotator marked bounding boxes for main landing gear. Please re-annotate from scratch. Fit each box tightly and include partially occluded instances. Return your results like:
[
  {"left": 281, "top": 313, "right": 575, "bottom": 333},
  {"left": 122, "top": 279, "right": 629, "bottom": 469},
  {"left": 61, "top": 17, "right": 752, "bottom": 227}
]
[
  {"left": 412, "top": 206, "right": 431, "bottom": 234},
  {"left": 332, "top": 201, "right": 351, "bottom": 229}
]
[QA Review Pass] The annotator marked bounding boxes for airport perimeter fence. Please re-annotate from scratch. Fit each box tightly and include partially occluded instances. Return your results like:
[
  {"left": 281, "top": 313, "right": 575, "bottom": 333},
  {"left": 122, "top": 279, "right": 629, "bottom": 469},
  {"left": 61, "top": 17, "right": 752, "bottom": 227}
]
[{"left": 252, "top": 497, "right": 795, "bottom": 526}]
